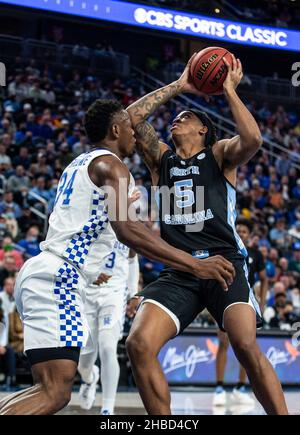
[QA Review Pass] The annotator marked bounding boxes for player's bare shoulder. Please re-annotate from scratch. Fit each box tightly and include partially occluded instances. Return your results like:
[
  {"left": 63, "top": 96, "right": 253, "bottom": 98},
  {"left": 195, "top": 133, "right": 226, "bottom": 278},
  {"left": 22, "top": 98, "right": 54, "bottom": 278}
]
[
  {"left": 212, "top": 136, "right": 240, "bottom": 170},
  {"left": 88, "top": 154, "right": 130, "bottom": 188},
  {"left": 211, "top": 138, "right": 228, "bottom": 169}
]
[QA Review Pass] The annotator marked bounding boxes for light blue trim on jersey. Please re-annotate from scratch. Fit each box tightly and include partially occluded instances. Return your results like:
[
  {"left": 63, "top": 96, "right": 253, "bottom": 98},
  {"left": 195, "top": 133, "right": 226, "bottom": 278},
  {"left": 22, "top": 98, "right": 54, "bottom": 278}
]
[
  {"left": 192, "top": 250, "right": 209, "bottom": 259},
  {"left": 63, "top": 190, "right": 108, "bottom": 269},
  {"left": 155, "top": 189, "right": 160, "bottom": 210},
  {"left": 226, "top": 182, "right": 248, "bottom": 258},
  {"left": 242, "top": 261, "right": 262, "bottom": 318},
  {"left": 120, "top": 287, "right": 129, "bottom": 337}
]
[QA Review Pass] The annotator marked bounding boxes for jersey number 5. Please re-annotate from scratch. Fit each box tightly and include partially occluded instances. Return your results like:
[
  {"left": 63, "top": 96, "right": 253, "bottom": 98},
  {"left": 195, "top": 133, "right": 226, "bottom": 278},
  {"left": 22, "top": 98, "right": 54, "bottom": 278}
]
[
  {"left": 174, "top": 179, "right": 195, "bottom": 209},
  {"left": 55, "top": 170, "right": 78, "bottom": 206}
]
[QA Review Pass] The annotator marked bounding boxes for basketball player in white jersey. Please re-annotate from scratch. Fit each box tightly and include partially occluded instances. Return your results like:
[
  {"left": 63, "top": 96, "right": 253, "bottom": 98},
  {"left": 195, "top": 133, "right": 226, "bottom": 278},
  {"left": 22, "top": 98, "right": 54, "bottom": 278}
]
[
  {"left": 0, "top": 99, "right": 234, "bottom": 415},
  {"left": 77, "top": 241, "right": 140, "bottom": 415}
]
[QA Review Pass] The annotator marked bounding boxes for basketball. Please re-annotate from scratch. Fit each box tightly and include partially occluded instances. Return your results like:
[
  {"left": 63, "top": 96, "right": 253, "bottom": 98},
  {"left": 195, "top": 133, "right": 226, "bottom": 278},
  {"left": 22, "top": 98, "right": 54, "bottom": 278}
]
[{"left": 190, "top": 47, "right": 234, "bottom": 95}]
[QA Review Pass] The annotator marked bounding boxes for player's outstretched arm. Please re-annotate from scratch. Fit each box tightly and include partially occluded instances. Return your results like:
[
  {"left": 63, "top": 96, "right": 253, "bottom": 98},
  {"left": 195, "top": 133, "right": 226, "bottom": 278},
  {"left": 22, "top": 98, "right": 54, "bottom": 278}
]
[
  {"left": 127, "top": 53, "right": 207, "bottom": 127},
  {"left": 89, "top": 155, "right": 235, "bottom": 291},
  {"left": 220, "top": 55, "right": 263, "bottom": 169},
  {"left": 127, "top": 81, "right": 181, "bottom": 126},
  {"left": 126, "top": 79, "right": 181, "bottom": 175},
  {"left": 127, "top": 54, "right": 208, "bottom": 177}
]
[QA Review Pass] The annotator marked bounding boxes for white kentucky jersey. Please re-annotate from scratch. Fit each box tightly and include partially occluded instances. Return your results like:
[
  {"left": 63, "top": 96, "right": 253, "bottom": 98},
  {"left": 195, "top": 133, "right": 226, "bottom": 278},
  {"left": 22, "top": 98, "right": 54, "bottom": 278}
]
[{"left": 40, "top": 149, "right": 135, "bottom": 284}]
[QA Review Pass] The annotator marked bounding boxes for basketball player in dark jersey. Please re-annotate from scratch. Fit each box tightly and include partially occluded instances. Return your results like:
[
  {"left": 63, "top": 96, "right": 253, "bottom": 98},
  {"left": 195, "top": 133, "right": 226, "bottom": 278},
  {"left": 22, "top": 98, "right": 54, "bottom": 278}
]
[{"left": 126, "top": 54, "right": 288, "bottom": 415}]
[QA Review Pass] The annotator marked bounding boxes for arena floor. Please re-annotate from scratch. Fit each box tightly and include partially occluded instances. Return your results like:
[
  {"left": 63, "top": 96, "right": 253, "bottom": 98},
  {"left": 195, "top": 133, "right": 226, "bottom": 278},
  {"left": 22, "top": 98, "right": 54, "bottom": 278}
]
[
  {"left": 58, "top": 389, "right": 300, "bottom": 415},
  {"left": 1, "top": 389, "right": 299, "bottom": 415}
]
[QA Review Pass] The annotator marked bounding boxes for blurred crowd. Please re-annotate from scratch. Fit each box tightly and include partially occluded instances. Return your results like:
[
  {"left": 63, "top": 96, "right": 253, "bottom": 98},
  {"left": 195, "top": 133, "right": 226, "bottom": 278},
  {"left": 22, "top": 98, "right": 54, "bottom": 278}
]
[
  {"left": 123, "top": 0, "right": 298, "bottom": 28},
  {"left": 0, "top": 47, "right": 299, "bottom": 387},
  {"left": 220, "top": 0, "right": 296, "bottom": 27}
]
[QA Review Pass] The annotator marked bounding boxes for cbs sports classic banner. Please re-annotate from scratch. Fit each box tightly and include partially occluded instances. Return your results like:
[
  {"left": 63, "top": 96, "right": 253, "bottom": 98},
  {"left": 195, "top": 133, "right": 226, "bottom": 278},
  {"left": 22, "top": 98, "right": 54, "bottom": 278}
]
[{"left": 1, "top": 0, "right": 300, "bottom": 52}]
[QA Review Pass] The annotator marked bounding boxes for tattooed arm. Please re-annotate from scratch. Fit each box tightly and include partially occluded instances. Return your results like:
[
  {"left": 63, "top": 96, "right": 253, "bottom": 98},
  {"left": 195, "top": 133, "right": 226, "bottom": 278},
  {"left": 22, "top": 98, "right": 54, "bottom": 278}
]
[
  {"left": 127, "top": 54, "right": 208, "bottom": 179},
  {"left": 127, "top": 53, "right": 207, "bottom": 126},
  {"left": 134, "top": 121, "right": 169, "bottom": 184},
  {"left": 127, "top": 81, "right": 182, "bottom": 127},
  {"left": 127, "top": 81, "right": 181, "bottom": 178}
]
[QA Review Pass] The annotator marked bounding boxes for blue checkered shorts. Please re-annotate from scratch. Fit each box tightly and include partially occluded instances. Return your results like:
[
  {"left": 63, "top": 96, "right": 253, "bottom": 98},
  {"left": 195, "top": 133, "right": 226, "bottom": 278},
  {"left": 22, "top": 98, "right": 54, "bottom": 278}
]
[{"left": 14, "top": 251, "right": 89, "bottom": 352}]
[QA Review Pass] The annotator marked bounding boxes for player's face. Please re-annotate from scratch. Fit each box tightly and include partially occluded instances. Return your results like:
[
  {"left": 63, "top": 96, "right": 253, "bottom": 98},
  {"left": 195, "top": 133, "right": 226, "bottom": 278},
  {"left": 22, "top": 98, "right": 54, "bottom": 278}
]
[
  {"left": 171, "top": 111, "right": 207, "bottom": 139},
  {"left": 236, "top": 224, "right": 250, "bottom": 244},
  {"left": 116, "top": 110, "right": 136, "bottom": 157}
]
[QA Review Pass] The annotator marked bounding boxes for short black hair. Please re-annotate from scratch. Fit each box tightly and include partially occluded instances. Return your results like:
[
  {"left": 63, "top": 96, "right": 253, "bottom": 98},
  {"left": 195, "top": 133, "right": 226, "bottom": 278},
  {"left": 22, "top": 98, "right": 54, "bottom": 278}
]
[
  {"left": 188, "top": 109, "right": 217, "bottom": 148},
  {"left": 84, "top": 99, "right": 123, "bottom": 144},
  {"left": 236, "top": 218, "right": 253, "bottom": 233}
]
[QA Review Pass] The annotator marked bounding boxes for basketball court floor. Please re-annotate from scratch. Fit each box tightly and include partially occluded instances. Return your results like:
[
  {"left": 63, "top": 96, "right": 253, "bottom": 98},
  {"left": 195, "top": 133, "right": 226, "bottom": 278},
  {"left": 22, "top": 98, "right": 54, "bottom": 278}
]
[
  {"left": 58, "top": 389, "right": 300, "bottom": 415},
  {"left": 1, "top": 389, "right": 299, "bottom": 415}
]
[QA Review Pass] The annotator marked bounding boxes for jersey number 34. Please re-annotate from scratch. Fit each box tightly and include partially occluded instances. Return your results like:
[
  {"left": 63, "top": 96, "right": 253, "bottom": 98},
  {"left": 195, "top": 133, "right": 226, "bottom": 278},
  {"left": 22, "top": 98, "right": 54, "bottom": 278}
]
[{"left": 55, "top": 170, "right": 78, "bottom": 206}]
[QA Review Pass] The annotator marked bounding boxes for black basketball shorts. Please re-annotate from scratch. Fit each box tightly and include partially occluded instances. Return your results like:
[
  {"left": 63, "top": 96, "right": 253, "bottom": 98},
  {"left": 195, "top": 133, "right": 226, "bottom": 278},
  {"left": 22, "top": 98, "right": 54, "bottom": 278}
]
[{"left": 139, "top": 256, "right": 262, "bottom": 335}]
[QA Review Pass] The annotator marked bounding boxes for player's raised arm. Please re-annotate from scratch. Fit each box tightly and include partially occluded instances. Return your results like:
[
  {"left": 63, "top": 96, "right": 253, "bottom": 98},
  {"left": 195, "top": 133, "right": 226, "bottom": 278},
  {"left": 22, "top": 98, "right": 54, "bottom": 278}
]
[
  {"left": 126, "top": 54, "right": 208, "bottom": 176},
  {"left": 219, "top": 55, "right": 263, "bottom": 169},
  {"left": 127, "top": 53, "right": 207, "bottom": 127},
  {"left": 127, "top": 81, "right": 179, "bottom": 174},
  {"left": 88, "top": 154, "right": 235, "bottom": 290}
]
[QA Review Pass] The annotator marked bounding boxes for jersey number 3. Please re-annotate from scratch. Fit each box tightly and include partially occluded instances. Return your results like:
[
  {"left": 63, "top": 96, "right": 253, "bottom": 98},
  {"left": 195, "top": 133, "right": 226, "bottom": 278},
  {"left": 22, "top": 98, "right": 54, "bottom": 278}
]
[
  {"left": 105, "top": 252, "right": 116, "bottom": 269},
  {"left": 55, "top": 170, "right": 78, "bottom": 206}
]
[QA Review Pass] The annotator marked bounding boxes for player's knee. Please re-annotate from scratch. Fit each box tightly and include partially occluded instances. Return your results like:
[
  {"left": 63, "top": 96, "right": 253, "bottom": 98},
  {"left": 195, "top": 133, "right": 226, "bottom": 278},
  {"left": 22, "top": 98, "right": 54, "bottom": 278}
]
[
  {"left": 231, "top": 337, "right": 258, "bottom": 363},
  {"left": 99, "top": 329, "right": 119, "bottom": 359},
  {"left": 99, "top": 344, "right": 117, "bottom": 363},
  {"left": 38, "top": 373, "right": 73, "bottom": 412},
  {"left": 45, "top": 383, "right": 72, "bottom": 411},
  {"left": 126, "top": 331, "right": 153, "bottom": 362}
]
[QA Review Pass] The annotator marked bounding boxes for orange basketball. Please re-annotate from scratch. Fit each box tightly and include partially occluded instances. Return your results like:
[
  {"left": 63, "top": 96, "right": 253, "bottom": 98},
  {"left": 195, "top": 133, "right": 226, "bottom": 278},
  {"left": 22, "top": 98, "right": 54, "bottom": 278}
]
[{"left": 190, "top": 47, "right": 233, "bottom": 95}]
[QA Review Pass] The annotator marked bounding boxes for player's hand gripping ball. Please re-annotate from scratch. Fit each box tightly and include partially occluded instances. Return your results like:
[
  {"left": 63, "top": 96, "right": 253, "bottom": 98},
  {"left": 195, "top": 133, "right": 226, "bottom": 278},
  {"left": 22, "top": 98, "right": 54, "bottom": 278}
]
[{"left": 190, "top": 46, "right": 234, "bottom": 95}]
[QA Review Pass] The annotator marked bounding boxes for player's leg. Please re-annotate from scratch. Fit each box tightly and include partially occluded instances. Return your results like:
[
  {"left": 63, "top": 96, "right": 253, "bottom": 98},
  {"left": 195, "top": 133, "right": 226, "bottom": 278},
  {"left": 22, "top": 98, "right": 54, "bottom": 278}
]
[
  {"left": 98, "top": 322, "right": 121, "bottom": 415},
  {"left": 78, "top": 348, "right": 98, "bottom": 385},
  {"left": 97, "top": 291, "right": 126, "bottom": 415},
  {"left": 207, "top": 258, "right": 288, "bottom": 414},
  {"left": 213, "top": 329, "right": 254, "bottom": 406},
  {"left": 0, "top": 387, "right": 33, "bottom": 410},
  {"left": 238, "top": 365, "right": 247, "bottom": 385},
  {"left": 3, "top": 253, "right": 90, "bottom": 415},
  {"left": 216, "top": 330, "right": 229, "bottom": 383},
  {"left": 230, "top": 364, "right": 254, "bottom": 405},
  {"left": 213, "top": 330, "right": 229, "bottom": 406},
  {"left": 78, "top": 353, "right": 99, "bottom": 410},
  {"left": 126, "top": 270, "right": 203, "bottom": 415},
  {"left": 224, "top": 304, "right": 288, "bottom": 414},
  {"left": 77, "top": 293, "right": 100, "bottom": 410},
  {"left": 0, "top": 348, "right": 79, "bottom": 415},
  {"left": 126, "top": 302, "right": 177, "bottom": 415}
]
